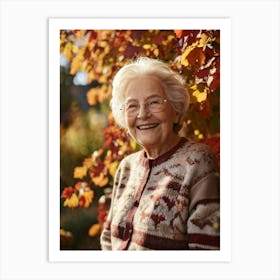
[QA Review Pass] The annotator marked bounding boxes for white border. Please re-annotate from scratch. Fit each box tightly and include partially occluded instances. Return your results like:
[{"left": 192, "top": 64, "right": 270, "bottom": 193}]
[
  {"left": 1, "top": 1, "right": 279, "bottom": 279},
  {"left": 49, "top": 18, "right": 231, "bottom": 262}
]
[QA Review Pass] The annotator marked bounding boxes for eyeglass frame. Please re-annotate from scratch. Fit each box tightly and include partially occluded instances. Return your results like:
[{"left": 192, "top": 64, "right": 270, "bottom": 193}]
[{"left": 120, "top": 96, "right": 168, "bottom": 118}]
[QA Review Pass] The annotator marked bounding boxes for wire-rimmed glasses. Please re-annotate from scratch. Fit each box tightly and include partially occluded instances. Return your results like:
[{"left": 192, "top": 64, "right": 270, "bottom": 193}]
[{"left": 121, "top": 96, "right": 168, "bottom": 118}]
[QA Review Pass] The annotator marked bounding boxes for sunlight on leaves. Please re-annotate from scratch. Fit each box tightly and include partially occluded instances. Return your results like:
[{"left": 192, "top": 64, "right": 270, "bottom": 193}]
[{"left": 60, "top": 29, "right": 220, "bottom": 213}]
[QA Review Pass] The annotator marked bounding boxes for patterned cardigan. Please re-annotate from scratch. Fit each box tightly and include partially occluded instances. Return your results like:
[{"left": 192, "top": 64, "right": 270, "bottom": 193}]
[{"left": 100, "top": 137, "right": 220, "bottom": 250}]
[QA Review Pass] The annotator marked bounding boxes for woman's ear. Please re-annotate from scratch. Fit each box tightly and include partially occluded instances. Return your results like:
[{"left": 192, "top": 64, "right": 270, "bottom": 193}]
[
  {"left": 173, "top": 113, "right": 183, "bottom": 133},
  {"left": 173, "top": 111, "right": 180, "bottom": 124}
]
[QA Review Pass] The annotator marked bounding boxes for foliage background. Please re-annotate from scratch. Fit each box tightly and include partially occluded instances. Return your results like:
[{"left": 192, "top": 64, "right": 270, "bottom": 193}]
[{"left": 59, "top": 29, "right": 220, "bottom": 250}]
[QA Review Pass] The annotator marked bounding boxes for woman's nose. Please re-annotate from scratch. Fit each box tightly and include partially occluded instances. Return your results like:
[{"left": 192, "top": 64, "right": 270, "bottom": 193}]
[{"left": 137, "top": 104, "right": 151, "bottom": 119}]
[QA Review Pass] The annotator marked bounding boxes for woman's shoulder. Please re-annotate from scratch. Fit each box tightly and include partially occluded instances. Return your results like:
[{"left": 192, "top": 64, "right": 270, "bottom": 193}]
[
  {"left": 118, "top": 150, "right": 143, "bottom": 167},
  {"left": 182, "top": 140, "right": 215, "bottom": 154},
  {"left": 177, "top": 139, "right": 218, "bottom": 166}
]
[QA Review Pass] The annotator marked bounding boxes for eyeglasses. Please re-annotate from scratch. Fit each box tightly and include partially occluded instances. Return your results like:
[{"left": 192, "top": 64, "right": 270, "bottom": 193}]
[{"left": 121, "top": 97, "right": 168, "bottom": 118}]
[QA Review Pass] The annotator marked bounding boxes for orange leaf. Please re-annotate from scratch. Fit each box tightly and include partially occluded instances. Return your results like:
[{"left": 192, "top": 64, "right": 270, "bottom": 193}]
[
  {"left": 174, "top": 30, "right": 183, "bottom": 38},
  {"left": 92, "top": 174, "right": 109, "bottom": 187},
  {"left": 186, "top": 47, "right": 206, "bottom": 66},
  {"left": 88, "top": 224, "right": 101, "bottom": 237}
]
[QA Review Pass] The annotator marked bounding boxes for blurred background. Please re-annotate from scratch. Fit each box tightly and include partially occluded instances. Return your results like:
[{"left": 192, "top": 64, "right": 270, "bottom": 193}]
[{"left": 59, "top": 29, "right": 220, "bottom": 250}]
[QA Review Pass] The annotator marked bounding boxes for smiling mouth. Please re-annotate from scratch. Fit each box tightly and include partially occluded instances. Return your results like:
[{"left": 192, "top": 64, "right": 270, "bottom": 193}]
[{"left": 137, "top": 123, "right": 159, "bottom": 130}]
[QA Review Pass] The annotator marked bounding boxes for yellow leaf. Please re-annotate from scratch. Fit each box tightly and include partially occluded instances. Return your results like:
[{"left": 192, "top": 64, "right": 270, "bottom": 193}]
[
  {"left": 72, "top": 45, "right": 79, "bottom": 54},
  {"left": 81, "top": 189, "right": 94, "bottom": 208},
  {"left": 83, "top": 157, "right": 94, "bottom": 168},
  {"left": 92, "top": 173, "right": 109, "bottom": 187},
  {"left": 74, "top": 166, "right": 87, "bottom": 179},
  {"left": 63, "top": 193, "right": 79, "bottom": 208},
  {"left": 143, "top": 44, "right": 151, "bottom": 50},
  {"left": 181, "top": 45, "right": 195, "bottom": 67},
  {"left": 191, "top": 84, "right": 208, "bottom": 103},
  {"left": 168, "top": 34, "right": 175, "bottom": 41},
  {"left": 194, "top": 129, "right": 204, "bottom": 139},
  {"left": 120, "top": 144, "right": 127, "bottom": 155},
  {"left": 130, "top": 139, "right": 137, "bottom": 150},
  {"left": 190, "top": 84, "right": 197, "bottom": 90},
  {"left": 99, "top": 41, "right": 108, "bottom": 48},
  {"left": 108, "top": 161, "right": 119, "bottom": 177},
  {"left": 98, "top": 75, "right": 107, "bottom": 84},
  {"left": 70, "top": 57, "right": 82, "bottom": 75},
  {"left": 193, "top": 90, "right": 207, "bottom": 102},
  {"left": 198, "top": 33, "right": 209, "bottom": 47},
  {"left": 87, "top": 71, "right": 95, "bottom": 85},
  {"left": 87, "top": 88, "right": 99, "bottom": 106},
  {"left": 62, "top": 42, "right": 73, "bottom": 61},
  {"left": 104, "top": 45, "right": 110, "bottom": 54},
  {"left": 60, "top": 229, "right": 72, "bottom": 238},
  {"left": 198, "top": 134, "right": 204, "bottom": 140},
  {"left": 153, "top": 48, "right": 159, "bottom": 57}
]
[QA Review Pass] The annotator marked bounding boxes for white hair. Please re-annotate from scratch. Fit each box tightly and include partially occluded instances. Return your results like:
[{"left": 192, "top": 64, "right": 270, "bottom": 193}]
[{"left": 110, "top": 57, "right": 189, "bottom": 132}]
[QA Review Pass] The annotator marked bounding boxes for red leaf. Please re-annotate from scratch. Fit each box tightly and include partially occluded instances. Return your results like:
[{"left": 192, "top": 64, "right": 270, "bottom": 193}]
[
  {"left": 209, "top": 72, "right": 220, "bottom": 92},
  {"left": 187, "top": 47, "right": 206, "bottom": 66},
  {"left": 61, "top": 187, "right": 75, "bottom": 199},
  {"left": 88, "top": 30, "right": 97, "bottom": 42},
  {"left": 197, "top": 67, "right": 210, "bottom": 79},
  {"left": 124, "top": 45, "right": 142, "bottom": 58},
  {"left": 182, "top": 30, "right": 200, "bottom": 45}
]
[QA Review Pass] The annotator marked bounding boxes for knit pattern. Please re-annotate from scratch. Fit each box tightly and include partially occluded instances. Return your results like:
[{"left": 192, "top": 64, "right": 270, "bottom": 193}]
[{"left": 100, "top": 138, "right": 220, "bottom": 250}]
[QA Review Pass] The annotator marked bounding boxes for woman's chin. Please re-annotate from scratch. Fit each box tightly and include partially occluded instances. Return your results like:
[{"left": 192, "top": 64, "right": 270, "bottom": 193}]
[{"left": 136, "top": 136, "right": 158, "bottom": 149}]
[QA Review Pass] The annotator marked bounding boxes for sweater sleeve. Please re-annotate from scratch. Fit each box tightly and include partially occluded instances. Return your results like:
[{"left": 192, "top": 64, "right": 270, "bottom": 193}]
[
  {"left": 187, "top": 145, "right": 220, "bottom": 250},
  {"left": 100, "top": 208, "right": 113, "bottom": 250},
  {"left": 100, "top": 162, "right": 122, "bottom": 250}
]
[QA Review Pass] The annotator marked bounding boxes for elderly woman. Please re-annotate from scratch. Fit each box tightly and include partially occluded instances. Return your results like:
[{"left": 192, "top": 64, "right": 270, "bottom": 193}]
[{"left": 100, "top": 57, "right": 220, "bottom": 250}]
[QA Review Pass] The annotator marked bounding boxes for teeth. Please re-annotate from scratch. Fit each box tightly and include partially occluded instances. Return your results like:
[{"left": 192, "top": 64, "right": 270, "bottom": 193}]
[{"left": 138, "top": 124, "right": 158, "bottom": 130}]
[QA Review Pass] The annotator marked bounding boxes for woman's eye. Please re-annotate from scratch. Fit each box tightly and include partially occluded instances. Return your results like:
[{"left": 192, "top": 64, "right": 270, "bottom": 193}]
[
  {"left": 126, "top": 103, "right": 138, "bottom": 110},
  {"left": 149, "top": 99, "right": 160, "bottom": 105}
]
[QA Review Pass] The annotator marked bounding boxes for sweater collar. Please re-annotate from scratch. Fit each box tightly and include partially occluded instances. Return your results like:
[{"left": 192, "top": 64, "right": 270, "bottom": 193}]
[{"left": 139, "top": 137, "right": 187, "bottom": 168}]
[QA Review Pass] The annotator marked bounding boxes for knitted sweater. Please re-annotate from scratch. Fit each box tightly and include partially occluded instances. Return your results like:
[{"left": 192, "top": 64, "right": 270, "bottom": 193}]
[{"left": 100, "top": 137, "right": 220, "bottom": 250}]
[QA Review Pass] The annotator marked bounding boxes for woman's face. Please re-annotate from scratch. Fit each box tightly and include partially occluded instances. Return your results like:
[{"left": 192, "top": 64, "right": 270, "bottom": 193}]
[{"left": 123, "top": 76, "right": 180, "bottom": 158}]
